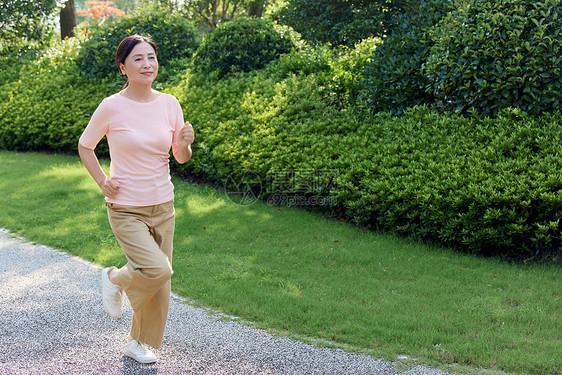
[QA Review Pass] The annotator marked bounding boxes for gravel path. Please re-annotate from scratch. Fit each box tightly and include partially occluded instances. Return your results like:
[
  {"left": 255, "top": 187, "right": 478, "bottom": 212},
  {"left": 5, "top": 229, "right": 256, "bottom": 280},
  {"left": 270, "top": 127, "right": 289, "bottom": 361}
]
[{"left": 0, "top": 229, "right": 453, "bottom": 375}]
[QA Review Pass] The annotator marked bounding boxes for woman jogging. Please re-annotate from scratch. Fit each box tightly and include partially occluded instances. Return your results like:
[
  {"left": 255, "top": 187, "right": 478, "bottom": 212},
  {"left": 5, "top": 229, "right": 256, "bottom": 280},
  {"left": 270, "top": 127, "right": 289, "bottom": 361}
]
[{"left": 78, "top": 34, "right": 194, "bottom": 363}]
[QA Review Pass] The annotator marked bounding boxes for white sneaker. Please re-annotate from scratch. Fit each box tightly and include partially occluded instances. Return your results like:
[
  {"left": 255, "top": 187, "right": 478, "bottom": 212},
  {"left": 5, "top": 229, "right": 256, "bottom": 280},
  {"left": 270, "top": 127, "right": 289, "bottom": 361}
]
[
  {"left": 101, "top": 267, "right": 123, "bottom": 319},
  {"left": 123, "top": 340, "right": 157, "bottom": 363}
]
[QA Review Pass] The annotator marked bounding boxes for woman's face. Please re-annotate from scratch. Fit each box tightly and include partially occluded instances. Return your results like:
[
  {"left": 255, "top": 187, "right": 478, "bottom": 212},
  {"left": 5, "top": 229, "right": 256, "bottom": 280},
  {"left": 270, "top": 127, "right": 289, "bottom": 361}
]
[{"left": 119, "top": 41, "right": 158, "bottom": 86}]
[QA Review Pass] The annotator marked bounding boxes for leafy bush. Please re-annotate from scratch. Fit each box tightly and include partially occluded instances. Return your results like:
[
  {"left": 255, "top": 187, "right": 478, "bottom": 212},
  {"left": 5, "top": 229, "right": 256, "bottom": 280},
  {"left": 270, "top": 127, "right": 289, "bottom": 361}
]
[
  {"left": 424, "top": 0, "right": 562, "bottom": 117},
  {"left": 0, "top": 39, "right": 113, "bottom": 155},
  {"left": 274, "top": 0, "right": 389, "bottom": 47},
  {"left": 192, "top": 17, "right": 295, "bottom": 78},
  {"left": 168, "top": 64, "right": 357, "bottom": 198},
  {"left": 170, "top": 63, "right": 562, "bottom": 261},
  {"left": 271, "top": 43, "right": 333, "bottom": 78},
  {"left": 360, "top": 0, "right": 453, "bottom": 115},
  {"left": 76, "top": 8, "right": 198, "bottom": 82},
  {"left": 317, "top": 38, "right": 379, "bottom": 108},
  {"left": 0, "top": 45, "right": 41, "bottom": 104},
  {"left": 268, "top": 38, "right": 378, "bottom": 108},
  {"left": 334, "top": 107, "right": 562, "bottom": 260}
]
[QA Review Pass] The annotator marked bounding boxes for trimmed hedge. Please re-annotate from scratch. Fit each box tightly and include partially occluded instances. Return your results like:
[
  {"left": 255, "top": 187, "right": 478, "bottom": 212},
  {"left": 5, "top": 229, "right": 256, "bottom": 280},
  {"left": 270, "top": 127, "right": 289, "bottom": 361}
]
[
  {"left": 0, "top": 38, "right": 113, "bottom": 154},
  {"left": 335, "top": 107, "right": 562, "bottom": 259},
  {"left": 170, "top": 63, "right": 562, "bottom": 261}
]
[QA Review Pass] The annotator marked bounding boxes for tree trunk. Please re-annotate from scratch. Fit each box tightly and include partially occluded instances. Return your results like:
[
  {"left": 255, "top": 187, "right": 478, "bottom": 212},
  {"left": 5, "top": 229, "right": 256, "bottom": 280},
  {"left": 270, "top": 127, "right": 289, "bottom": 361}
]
[
  {"left": 60, "top": 0, "right": 76, "bottom": 40},
  {"left": 248, "top": 0, "right": 265, "bottom": 18}
]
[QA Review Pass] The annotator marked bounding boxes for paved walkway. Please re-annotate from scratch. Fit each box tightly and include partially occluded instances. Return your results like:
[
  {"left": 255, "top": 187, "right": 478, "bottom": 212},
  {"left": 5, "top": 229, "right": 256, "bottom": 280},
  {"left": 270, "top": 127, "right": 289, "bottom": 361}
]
[{"left": 0, "top": 229, "right": 453, "bottom": 375}]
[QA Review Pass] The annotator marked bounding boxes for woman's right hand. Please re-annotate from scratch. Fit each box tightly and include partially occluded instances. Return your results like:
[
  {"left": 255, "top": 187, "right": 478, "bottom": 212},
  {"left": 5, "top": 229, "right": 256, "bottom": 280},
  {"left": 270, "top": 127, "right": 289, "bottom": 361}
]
[{"left": 100, "top": 178, "right": 120, "bottom": 198}]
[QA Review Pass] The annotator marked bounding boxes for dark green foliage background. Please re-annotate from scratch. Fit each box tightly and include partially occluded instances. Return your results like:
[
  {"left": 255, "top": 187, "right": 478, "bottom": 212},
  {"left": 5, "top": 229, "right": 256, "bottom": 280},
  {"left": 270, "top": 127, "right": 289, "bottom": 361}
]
[
  {"left": 361, "top": 0, "right": 562, "bottom": 118},
  {"left": 424, "top": 0, "right": 562, "bottom": 117},
  {"left": 360, "top": 0, "right": 453, "bottom": 115},
  {"left": 274, "top": 0, "right": 390, "bottom": 47},
  {"left": 192, "top": 17, "right": 295, "bottom": 78}
]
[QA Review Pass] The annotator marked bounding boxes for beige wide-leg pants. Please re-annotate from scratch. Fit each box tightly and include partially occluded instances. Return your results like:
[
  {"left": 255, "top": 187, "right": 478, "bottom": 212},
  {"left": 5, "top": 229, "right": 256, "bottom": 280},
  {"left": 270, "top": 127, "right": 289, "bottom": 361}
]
[{"left": 107, "top": 200, "right": 175, "bottom": 349}]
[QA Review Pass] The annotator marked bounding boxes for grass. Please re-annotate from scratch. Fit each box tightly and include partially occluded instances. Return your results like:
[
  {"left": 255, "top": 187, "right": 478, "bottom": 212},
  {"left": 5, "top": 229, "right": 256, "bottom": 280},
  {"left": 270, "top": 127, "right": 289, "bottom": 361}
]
[{"left": 0, "top": 150, "right": 560, "bottom": 375}]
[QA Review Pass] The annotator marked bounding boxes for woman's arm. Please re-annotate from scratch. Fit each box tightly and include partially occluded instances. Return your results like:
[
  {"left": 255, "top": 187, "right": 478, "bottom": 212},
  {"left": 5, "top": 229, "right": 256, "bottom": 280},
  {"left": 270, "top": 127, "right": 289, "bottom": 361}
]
[
  {"left": 78, "top": 142, "right": 120, "bottom": 198},
  {"left": 173, "top": 122, "right": 194, "bottom": 164}
]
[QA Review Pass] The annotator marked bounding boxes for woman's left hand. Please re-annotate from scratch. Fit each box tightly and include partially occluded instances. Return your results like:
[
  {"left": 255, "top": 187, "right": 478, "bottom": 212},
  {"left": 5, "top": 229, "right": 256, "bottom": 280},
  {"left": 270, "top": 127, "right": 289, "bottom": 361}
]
[{"left": 180, "top": 121, "right": 195, "bottom": 146}]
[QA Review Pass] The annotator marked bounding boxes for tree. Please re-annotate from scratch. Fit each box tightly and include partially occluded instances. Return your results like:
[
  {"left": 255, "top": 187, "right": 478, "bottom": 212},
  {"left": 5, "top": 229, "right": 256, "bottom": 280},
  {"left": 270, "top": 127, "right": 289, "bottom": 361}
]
[
  {"left": 186, "top": 0, "right": 244, "bottom": 30},
  {"left": 0, "top": 0, "right": 58, "bottom": 49},
  {"left": 77, "top": 1, "right": 125, "bottom": 23},
  {"left": 248, "top": 0, "right": 266, "bottom": 17},
  {"left": 184, "top": 0, "right": 272, "bottom": 30},
  {"left": 148, "top": 0, "right": 183, "bottom": 11},
  {"left": 60, "top": 0, "right": 77, "bottom": 39},
  {"left": 77, "top": 1, "right": 125, "bottom": 32}
]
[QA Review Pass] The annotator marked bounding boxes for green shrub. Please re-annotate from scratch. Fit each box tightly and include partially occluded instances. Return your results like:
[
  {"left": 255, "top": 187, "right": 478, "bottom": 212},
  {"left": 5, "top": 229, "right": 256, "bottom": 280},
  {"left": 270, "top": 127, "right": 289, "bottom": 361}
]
[
  {"left": 0, "top": 45, "right": 41, "bottom": 104},
  {"left": 170, "top": 63, "right": 562, "bottom": 261},
  {"left": 76, "top": 8, "right": 198, "bottom": 83},
  {"left": 272, "top": 42, "right": 332, "bottom": 78},
  {"left": 0, "top": 45, "right": 40, "bottom": 82},
  {"left": 424, "top": 0, "right": 562, "bottom": 117},
  {"left": 334, "top": 106, "right": 562, "bottom": 259},
  {"left": 192, "top": 17, "right": 295, "bottom": 78},
  {"left": 274, "top": 0, "right": 388, "bottom": 47},
  {"left": 168, "top": 64, "right": 357, "bottom": 200},
  {"left": 270, "top": 38, "right": 378, "bottom": 108},
  {"left": 0, "top": 38, "right": 113, "bottom": 154},
  {"left": 360, "top": 0, "right": 452, "bottom": 115}
]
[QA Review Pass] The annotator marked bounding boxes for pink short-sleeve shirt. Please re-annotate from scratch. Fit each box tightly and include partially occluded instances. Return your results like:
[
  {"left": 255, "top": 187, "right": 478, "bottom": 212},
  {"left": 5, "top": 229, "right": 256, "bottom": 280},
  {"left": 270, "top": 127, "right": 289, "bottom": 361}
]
[{"left": 79, "top": 92, "right": 184, "bottom": 206}]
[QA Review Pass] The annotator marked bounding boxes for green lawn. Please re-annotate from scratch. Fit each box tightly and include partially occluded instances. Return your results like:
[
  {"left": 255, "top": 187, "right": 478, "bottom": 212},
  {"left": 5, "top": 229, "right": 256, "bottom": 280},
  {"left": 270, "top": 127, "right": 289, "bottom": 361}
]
[{"left": 0, "top": 150, "right": 560, "bottom": 375}]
